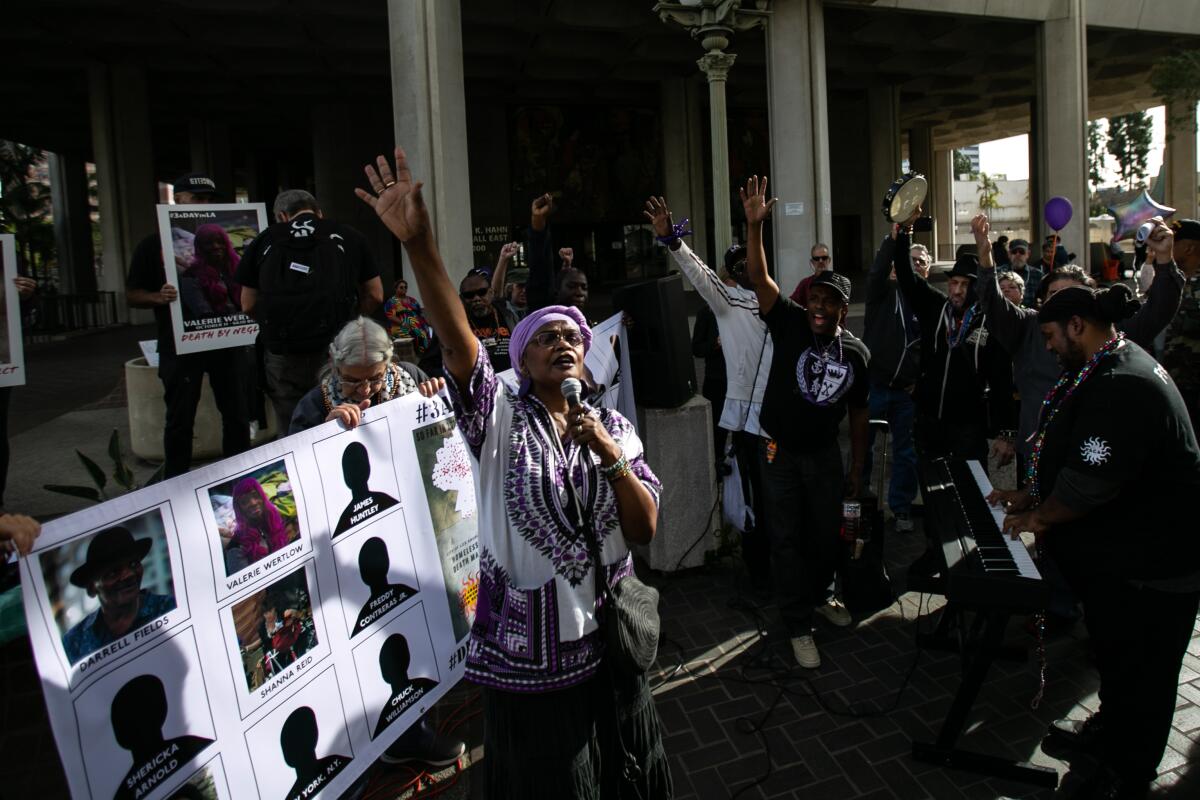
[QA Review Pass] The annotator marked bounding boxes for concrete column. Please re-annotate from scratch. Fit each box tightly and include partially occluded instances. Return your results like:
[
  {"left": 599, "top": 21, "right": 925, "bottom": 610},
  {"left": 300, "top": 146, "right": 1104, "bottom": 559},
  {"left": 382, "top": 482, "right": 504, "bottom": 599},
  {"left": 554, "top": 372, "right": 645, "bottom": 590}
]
[
  {"left": 188, "top": 121, "right": 234, "bottom": 198},
  {"left": 1164, "top": 100, "right": 1199, "bottom": 220},
  {"left": 697, "top": 52, "right": 737, "bottom": 261},
  {"left": 932, "top": 149, "right": 955, "bottom": 262},
  {"left": 766, "top": 0, "right": 832, "bottom": 292},
  {"left": 660, "top": 77, "right": 711, "bottom": 269},
  {"left": 867, "top": 86, "right": 902, "bottom": 256},
  {"left": 48, "top": 153, "right": 96, "bottom": 294},
  {"left": 387, "top": 0, "right": 474, "bottom": 294},
  {"left": 312, "top": 104, "right": 398, "bottom": 287},
  {"left": 907, "top": 125, "right": 936, "bottom": 252},
  {"left": 89, "top": 63, "right": 157, "bottom": 320},
  {"left": 1034, "top": 0, "right": 1089, "bottom": 269}
]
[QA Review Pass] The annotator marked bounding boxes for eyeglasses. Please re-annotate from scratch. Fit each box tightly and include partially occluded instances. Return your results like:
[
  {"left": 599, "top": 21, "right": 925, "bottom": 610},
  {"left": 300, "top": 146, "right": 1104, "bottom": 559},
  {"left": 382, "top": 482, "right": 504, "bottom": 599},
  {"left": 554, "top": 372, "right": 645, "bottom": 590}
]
[
  {"left": 531, "top": 329, "right": 584, "bottom": 348},
  {"left": 1009, "top": 248, "right": 1028, "bottom": 255},
  {"left": 338, "top": 373, "right": 386, "bottom": 393},
  {"left": 812, "top": 255, "right": 830, "bottom": 262},
  {"left": 460, "top": 288, "right": 488, "bottom": 300},
  {"left": 912, "top": 257, "right": 929, "bottom": 265}
]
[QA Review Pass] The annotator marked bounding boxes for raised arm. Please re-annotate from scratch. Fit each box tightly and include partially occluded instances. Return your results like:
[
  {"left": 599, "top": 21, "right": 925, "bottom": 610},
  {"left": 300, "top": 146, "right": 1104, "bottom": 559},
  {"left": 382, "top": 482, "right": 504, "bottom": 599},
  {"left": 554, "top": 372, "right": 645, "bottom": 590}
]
[
  {"left": 525, "top": 193, "right": 555, "bottom": 312},
  {"left": 490, "top": 241, "right": 519, "bottom": 300},
  {"left": 972, "top": 214, "right": 1035, "bottom": 354},
  {"left": 866, "top": 230, "right": 897, "bottom": 307},
  {"left": 739, "top": 175, "right": 780, "bottom": 315},
  {"left": 645, "top": 195, "right": 731, "bottom": 312},
  {"left": 1120, "top": 219, "right": 1184, "bottom": 349},
  {"left": 355, "top": 147, "right": 477, "bottom": 388}
]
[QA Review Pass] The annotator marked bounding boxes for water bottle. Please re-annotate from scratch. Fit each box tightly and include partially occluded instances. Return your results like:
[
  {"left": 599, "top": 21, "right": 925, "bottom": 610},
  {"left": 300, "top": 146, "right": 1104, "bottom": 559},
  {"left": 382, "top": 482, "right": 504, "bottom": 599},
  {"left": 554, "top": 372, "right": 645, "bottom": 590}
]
[{"left": 840, "top": 501, "right": 861, "bottom": 543}]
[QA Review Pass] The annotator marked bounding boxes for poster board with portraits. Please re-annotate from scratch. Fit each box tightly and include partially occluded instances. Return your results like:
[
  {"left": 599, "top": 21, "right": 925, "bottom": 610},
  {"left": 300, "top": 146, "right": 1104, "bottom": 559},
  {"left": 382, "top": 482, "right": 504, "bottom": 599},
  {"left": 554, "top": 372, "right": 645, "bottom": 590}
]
[
  {"left": 21, "top": 391, "right": 478, "bottom": 800},
  {"left": 0, "top": 234, "right": 26, "bottom": 387},
  {"left": 157, "top": 203, "right": 268, "bottom": 355}
]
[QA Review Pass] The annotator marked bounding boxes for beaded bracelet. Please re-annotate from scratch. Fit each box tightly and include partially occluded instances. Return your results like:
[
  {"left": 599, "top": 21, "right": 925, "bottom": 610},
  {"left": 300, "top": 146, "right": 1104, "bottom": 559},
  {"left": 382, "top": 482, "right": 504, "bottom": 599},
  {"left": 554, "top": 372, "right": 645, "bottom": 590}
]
[{"left": 600, "top": 454, "right": 631, "bottom": 483}]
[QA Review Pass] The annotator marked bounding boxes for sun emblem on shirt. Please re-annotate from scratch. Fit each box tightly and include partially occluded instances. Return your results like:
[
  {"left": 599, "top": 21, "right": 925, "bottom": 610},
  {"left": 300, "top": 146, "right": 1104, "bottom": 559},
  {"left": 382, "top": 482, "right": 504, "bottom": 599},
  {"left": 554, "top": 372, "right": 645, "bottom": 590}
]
[{"left": 1079, "top": 437, "right": 1111, "bottom": 466}]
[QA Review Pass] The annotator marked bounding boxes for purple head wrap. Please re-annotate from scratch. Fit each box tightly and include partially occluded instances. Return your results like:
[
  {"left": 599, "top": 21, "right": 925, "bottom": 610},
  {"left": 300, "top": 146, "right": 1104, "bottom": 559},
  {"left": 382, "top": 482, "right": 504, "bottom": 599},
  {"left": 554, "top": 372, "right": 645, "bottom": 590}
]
[
  {"left": 231, "top": 477, "right": 289, "bottom": 561},
  {"left": 508, "top": 304, "right": 592, "bottom": 382}
]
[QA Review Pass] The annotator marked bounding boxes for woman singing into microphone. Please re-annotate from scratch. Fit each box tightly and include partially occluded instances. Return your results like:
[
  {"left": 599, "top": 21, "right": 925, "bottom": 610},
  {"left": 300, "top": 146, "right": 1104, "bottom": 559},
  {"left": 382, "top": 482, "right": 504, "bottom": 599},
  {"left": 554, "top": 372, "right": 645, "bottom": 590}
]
[{"left": 355, "top": 147, "right": 671, "bottom": 799}]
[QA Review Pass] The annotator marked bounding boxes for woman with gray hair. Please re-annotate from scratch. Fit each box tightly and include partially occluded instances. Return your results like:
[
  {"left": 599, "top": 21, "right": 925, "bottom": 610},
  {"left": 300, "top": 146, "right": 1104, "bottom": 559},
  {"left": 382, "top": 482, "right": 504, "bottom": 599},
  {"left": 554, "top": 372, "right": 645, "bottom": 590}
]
[{"left": 289, "top": 316, "right": 443, "bottom": 433}]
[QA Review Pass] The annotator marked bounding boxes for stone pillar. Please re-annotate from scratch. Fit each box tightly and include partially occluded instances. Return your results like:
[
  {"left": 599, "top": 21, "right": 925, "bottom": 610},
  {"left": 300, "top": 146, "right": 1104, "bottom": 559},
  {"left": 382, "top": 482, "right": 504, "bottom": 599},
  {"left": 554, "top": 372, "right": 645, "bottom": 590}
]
[
  {"left": 907, "top": 125, "right": 937, "bottom": 251},
  {"left": 766, "top": 0, "right": 832, "bottom": 292},
  {"left": 312, "top": 105, "right": 398, "bottom": 287},
  {"left": 1034, "top": 0, "right": 1089, "bottom": 269},
  {"left": 697, "top": 52, "right": 737, "bottom": 261},
  {"left": 387, "top": 0, "right": 474, "bottom": 295},
  {"left": 867, "top": 86, "right": 902, "bottom": 255},
  {"left": 661, "top": 77, "right": 711, "bottom": 268},
  {"left": 1164, "top": 100, "right": 1199, "bottom": 220},
  {"left": 188, "top": 121, "right": 234, "bottom": 198},
  {"left": 89, "top": 63, "right": 157, "bottom": 320},
  {"left": 932, "top": 149, "right": 955, "bottom": 261},
  {"left": 48, "top": 153, "right": 96, "bottom": 294}
]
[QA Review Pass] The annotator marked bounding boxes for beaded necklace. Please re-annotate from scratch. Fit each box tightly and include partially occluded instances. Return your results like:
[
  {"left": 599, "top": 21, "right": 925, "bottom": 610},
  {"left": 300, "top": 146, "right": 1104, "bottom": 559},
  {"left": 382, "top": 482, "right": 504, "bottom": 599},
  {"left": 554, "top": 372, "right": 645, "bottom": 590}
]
[
  {"left": 1025, "top": 332, "right": 1124, "bottom": 501},
  {"left": 944, "top": 304, "right": 976, "bottom": 349}
]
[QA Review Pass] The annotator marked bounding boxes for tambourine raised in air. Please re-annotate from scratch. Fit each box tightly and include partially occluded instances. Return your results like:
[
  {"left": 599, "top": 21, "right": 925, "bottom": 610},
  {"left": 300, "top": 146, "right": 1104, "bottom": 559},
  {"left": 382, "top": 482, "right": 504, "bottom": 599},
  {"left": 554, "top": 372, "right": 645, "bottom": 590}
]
[{"left": 881, "top": 172, "right": 928, "bottom": 223}]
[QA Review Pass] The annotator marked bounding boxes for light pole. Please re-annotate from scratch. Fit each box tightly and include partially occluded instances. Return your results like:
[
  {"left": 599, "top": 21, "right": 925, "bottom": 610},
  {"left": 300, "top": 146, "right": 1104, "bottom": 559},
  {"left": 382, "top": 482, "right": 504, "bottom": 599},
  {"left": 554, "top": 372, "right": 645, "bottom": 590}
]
[{"left": 654, "top": 0, "right": 770, "bottom": 258}]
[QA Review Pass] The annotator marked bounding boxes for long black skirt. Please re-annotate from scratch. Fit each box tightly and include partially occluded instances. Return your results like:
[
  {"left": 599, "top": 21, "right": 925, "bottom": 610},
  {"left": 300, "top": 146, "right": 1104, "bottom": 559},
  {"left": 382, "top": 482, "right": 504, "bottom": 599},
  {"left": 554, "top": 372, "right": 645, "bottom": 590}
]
[{"left": 481, "top": 662, "right": 673, "bottom": 799}]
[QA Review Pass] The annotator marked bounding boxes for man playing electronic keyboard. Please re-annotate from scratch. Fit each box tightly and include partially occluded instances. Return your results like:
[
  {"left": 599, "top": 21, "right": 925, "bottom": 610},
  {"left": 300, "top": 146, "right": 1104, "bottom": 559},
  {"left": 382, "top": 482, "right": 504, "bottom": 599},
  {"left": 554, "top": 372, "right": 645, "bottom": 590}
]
[{"left": 991, "top": 277, "right": 1200, "bottom": 799}]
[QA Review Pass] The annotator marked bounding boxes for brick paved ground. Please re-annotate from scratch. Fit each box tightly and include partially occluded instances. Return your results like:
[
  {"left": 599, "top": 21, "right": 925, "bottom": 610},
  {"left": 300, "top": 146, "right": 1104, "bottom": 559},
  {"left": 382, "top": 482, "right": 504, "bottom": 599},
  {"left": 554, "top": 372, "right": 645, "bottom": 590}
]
[{"left": 341, "top": 513, "right": 1200, "bottom": 800}]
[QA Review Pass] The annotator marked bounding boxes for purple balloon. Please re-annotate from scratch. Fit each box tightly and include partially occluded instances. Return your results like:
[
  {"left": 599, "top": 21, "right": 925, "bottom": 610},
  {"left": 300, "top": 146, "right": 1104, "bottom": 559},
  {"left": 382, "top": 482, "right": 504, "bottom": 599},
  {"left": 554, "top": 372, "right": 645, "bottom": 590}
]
[{"left": 1044, "top": 196, "right": 1073, "bottom": 231}]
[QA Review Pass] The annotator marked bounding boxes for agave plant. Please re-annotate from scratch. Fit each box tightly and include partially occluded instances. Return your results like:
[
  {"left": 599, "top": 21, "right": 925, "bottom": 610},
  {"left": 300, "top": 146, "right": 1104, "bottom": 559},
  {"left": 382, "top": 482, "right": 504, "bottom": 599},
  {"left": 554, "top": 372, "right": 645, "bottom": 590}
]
[{"left": 44, "top": 429, "right": 165, "bottom": 502}]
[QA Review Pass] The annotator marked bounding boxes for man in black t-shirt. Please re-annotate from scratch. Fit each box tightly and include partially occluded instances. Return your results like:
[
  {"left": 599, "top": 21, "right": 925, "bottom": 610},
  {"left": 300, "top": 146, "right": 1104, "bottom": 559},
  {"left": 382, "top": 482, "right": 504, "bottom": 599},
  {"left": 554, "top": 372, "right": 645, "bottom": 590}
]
[
  {"left": 125, "top": 173, "right": 251, "bottom": 477},
  {"left": 237, "top": 190, "right": 383, "bottom": 431},
  {"left": 993, "top": 284, "right": 1200, "bottom": 798},
  {"left": 741, "top": 176, "right": 870, "bottom": 670},
  {"left": 458, "top": 270, "right": 516, "bottom": 371}
]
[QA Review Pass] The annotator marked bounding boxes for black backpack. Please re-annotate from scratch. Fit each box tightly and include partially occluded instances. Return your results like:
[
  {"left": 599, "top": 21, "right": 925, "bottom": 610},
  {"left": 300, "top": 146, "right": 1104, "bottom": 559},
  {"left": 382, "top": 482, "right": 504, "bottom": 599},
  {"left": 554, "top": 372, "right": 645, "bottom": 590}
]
[{"left": 254, "top": 216, "right": 359, "bottom": 354}]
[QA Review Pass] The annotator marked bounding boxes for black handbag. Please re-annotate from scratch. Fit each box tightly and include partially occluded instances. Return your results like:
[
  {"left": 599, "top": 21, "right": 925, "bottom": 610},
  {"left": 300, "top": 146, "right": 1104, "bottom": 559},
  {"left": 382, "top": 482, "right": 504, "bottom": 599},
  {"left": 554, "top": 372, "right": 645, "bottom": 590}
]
[{"left": 583, "top": 511, "right": 661, "bottom": 675}]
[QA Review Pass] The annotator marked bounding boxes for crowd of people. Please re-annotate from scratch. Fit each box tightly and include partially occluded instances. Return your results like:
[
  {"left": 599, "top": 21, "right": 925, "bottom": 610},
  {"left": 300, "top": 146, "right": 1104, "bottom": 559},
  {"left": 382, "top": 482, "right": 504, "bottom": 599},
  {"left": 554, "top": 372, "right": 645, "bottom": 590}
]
[{"left": 1, "top": 135, "right": 1198, "bottom": 798}]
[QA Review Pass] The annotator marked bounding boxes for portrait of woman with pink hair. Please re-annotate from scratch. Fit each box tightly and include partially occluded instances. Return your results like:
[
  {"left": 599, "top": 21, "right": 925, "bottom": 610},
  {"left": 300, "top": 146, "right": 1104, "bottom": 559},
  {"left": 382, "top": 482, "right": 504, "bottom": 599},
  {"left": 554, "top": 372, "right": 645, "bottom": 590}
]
[
  {"left": 220, "top": 476, "right": 295, "bottom": 575},
  {"left": 178, "top": 223, "right": 242, "bottom": 320}
]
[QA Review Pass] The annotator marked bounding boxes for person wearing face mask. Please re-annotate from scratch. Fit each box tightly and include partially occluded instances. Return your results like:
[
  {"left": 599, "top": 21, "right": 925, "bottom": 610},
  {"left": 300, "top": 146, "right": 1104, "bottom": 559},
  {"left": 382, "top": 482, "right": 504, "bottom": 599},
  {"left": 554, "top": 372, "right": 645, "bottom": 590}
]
[
  {"left": 355, "top": 146, "right": 672, "bottom": 798},
  {"left": 740, "top": 176, "right": 870, "bottom": 670}
]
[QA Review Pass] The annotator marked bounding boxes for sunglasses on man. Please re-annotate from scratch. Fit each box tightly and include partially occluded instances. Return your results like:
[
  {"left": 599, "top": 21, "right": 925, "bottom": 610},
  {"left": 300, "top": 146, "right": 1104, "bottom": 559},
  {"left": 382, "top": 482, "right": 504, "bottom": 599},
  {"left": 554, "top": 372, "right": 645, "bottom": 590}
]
[
  {"left": 460, "top": 288, "right": 489, "bottom": 300},
  {"left": 811, "top": 255, "right": 830, "bottom": 262}
]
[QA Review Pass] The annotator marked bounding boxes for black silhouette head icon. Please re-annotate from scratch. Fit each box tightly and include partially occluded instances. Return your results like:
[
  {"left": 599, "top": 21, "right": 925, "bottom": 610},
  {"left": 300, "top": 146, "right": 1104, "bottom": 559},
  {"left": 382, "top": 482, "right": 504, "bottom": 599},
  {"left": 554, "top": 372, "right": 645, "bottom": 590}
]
[
  {"left": 357, "top": 537, "right": 391, "bottom": 591},
  {"left": 280, "top": 705, "right": 319, "bottom": 771},
  {"left": 111, "top": 674, "right": 168, "bottom": 758},
  {"left": 341, "top": 443, "right": 371, "bottom": 495},
  {"left": 378, "top": 634, "right": 412, "bottom": 690}
]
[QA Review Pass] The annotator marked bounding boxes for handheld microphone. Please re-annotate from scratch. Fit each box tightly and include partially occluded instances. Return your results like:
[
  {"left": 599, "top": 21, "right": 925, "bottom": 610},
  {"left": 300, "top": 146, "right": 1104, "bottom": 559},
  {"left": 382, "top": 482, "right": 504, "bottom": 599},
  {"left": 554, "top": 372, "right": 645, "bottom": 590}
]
[{"left": 560, "top": 377, "right": 583, "bottom": 408}]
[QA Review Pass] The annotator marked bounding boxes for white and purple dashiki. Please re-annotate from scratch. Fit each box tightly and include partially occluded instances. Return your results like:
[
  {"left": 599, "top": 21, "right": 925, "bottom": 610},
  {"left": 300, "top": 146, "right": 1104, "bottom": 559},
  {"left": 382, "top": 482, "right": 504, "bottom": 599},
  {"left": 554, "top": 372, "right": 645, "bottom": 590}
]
[{"left": 446, "top": 346, "right": 661, "bottom": 692}]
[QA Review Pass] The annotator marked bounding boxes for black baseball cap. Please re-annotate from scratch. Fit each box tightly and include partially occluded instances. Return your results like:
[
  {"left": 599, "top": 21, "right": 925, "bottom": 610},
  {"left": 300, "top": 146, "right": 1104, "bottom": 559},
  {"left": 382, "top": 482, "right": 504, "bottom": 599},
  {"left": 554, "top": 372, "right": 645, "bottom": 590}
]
[
  {"left": 810, "top": 271, "right": 851, "bottom": 301},
  {"left": 172, "top": 172, "right": 218, "bottom": 197},
  {"left": 1008, "top": 239, "right": 1030, "bottom": 251},
  {"left": 724, "top": 244, "right": 747, "bottom": 273},
  {"left": 1171, "top": 219, "right": 1200, "bottom": 242}
]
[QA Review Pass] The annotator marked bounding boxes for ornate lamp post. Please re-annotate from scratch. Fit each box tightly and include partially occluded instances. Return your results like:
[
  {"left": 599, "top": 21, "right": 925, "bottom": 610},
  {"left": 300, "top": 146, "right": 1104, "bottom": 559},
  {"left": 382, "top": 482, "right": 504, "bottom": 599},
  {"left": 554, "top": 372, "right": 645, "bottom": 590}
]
[{"left": 654, "top": 0, "right": 770, "bottom": 257}]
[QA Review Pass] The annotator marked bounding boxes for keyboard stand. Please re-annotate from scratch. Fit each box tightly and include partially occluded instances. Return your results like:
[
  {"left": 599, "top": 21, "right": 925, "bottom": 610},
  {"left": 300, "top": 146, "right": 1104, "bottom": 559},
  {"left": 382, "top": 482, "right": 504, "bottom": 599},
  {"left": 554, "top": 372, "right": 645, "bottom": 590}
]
[{"left": 911, "top": 603, "right": 1058, "bottom": 788}]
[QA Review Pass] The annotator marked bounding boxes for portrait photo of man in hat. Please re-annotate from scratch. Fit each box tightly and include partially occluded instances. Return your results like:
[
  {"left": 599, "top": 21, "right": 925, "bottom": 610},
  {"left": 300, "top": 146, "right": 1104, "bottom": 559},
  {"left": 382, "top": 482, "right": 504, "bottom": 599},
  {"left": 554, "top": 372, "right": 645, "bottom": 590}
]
[{"left": 58, "top": 522, "right": 177, "bottom": 665}]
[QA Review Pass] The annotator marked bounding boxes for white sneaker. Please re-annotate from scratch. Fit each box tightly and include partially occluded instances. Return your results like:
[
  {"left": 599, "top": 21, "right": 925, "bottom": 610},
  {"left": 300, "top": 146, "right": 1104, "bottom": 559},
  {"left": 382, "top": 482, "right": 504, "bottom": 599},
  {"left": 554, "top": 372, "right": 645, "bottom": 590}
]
[
  {"left": 894, "top": 511, "right": 914, "bottom": 533},
  {"left": 816, "top": 598, "right": 853, "bottom": 628},
  {"left": 791, "top": 635, "right": 821, "bottom": 669}
]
